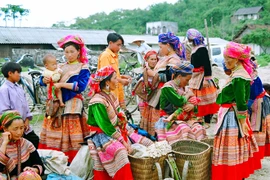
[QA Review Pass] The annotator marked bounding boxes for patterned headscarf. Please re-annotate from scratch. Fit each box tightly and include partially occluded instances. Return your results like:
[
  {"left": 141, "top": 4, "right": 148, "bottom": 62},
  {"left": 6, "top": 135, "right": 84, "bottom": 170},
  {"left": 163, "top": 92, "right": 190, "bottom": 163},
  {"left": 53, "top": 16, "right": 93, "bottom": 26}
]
[
  {"left": 170, "top": 61, "right": 194, "bottom": 75},
  {"left": 186, "top": 28, "right": 205, "bottom": 46},
  {"left": 158, "top": 32, "right": 185, "bottom": 59},
  {"left": 57, "top": 35, "right": 88, "bottom": 64},
  {"left": 224, "top": 42, "right": 253, "bottom": 76},
  {"left": 88, "top": 66, "right": 115, "bottom": 96},
  {"left": 0, "top": 110, "right": 22, "bottom": 130},
  {"left": 144, "top": 50, "right": 158, "bottom": 61}
]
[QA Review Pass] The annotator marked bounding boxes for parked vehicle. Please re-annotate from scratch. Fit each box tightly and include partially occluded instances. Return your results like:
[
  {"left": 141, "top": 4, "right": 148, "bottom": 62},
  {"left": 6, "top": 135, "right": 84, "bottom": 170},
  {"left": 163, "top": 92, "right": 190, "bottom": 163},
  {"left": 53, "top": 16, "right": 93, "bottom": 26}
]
[{"left": 209, "top": 45, "right": 225, "bottom": 67}]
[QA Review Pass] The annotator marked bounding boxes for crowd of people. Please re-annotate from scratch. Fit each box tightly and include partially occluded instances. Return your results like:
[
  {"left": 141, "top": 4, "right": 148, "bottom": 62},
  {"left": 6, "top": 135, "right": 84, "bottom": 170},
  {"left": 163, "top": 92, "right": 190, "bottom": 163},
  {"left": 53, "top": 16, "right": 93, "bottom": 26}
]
[{"left": 0, "top": 29, "right": 269, "bottom": 180}]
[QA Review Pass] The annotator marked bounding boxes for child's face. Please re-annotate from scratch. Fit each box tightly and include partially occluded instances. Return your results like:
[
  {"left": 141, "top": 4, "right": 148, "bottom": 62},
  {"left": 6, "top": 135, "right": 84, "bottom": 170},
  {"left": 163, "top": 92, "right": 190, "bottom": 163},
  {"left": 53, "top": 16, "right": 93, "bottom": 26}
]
[
  {"left": 109, "top": 39, "right": 122, "bottom": 53},
  {"left": 45, "top": 57, "right": 58, "bottom": 71},
  {"left": 146, "top": 55, "right": 158, "bottom": 69},
  {"left": 8, "top": 70, "right": 21, "bottom": 83}
]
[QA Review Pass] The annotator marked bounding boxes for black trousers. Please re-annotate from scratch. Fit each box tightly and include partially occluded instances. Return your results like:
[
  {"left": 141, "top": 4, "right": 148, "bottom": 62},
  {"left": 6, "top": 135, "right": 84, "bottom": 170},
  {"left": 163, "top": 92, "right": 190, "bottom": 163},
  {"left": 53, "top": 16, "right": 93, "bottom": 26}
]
[{"left": 23, "top": 130, "right": 39, "bottom": 149}]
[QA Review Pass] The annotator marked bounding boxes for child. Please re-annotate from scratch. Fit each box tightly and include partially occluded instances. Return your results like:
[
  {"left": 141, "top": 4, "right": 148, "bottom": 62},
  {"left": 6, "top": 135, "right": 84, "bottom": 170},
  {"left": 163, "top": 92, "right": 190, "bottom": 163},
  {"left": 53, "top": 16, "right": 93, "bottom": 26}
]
[
  {"left": 0, "top": 62, "right": 39, "bottom": 148},
  {"left": 42, "top": 54, "right": 64, "bottom": 107}
]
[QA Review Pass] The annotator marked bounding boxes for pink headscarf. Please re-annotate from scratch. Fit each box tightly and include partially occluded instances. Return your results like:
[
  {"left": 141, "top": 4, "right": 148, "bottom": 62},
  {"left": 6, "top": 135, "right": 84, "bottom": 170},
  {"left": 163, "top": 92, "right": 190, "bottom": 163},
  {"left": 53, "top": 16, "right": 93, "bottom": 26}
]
[
  {"left": 224, "top": 42, "right": 253, "bottom": 76},
  {"left": 144, "top": 50, "right": 158, "bottom": 61},
  {"left": 57, "top": 35, "right": 88, "bottom": 64},
  {"left": 88, "top": 66, "right": 115, "bottom": 96}
]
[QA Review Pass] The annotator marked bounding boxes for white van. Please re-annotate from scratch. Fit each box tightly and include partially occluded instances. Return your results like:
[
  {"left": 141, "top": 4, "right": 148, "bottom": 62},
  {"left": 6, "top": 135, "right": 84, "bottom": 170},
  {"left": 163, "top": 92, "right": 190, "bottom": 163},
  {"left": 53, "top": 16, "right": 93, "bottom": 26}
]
[{"left": 209, "top": 45, "right": 225, "bottom": 67}]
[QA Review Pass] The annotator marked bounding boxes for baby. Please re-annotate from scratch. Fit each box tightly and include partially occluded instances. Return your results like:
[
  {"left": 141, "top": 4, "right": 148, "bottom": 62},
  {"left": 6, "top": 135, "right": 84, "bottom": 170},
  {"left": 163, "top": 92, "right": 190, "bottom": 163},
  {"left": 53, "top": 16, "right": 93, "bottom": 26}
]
[{"left": 43, "top": 54, "right": 64, "bottom": 107}]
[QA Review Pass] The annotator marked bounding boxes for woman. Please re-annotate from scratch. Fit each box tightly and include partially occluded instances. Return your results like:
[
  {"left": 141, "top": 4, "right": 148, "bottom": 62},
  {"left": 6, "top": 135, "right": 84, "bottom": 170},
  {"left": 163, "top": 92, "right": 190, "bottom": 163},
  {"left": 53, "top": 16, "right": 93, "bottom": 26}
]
[
  {"left": 146, "top": 32, "right": 184, "bottom": 108},
  {"left": 0, "top": 110, "right": 44, "bottom": 180},
  {"left": 139, "top": 50, "right": 159, "bottom": 136},
  {"left": 186, "top": 28, "right": 219, "bottom": 128},
  {"left": 212, "top": 42, "right": 261, "bottom": 180},
  {"left": 248, "top": 58, "right": 270, "bottom": 158},
  {"left": 39, "top": 35, "right": 90, "bottom": 162},
  {"left": 155, "top": 61, "right": 206, "bottom": 145},
  {"left": 87, "top": 66, "right": 153, "bottom": 180}
]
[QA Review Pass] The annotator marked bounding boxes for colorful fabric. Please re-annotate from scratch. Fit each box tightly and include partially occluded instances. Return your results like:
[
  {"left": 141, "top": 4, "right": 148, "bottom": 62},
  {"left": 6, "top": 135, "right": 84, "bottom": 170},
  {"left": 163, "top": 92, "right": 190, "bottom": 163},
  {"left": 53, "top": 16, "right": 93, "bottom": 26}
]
[
  {"left": 212, "top": 110, "right": 261, "bottom": 180},
  {"left": 170, "top": 61, "right": 194, "bottom": 75},
  {"left": 89, "top": 66, "right": 115, "bottom": 96},
  {"left": 156, "top": 81, "right": 206, "bottom": 144},
  {"left": 18, "top": 171, "right": 42, "bottom": 180},
  {"left": 0, "top": 138, "right": 44, "bottom": 176},
  {"left": 87, "top": 92, "right": 152, "bottom": 178},
  {"left": 39, "top": 114, "right": 89, "bottom": 163},
  {"left": 57, "top": 35, "right": 88, "bottom": 64},
  {"left": 143, "top": 50, "right": 158, "bottom": 61},
  {"left": 224, "top": 42, "right": 253, "bottom": 76},
  {"left": 186, "top": 29, "right": 204, "bottom": 46},
  {"left": 158, "top": 32, "right": 185, "bottom": 59},
  {"left": 0, "top": 110, "right": 22, "bottom": 130}
]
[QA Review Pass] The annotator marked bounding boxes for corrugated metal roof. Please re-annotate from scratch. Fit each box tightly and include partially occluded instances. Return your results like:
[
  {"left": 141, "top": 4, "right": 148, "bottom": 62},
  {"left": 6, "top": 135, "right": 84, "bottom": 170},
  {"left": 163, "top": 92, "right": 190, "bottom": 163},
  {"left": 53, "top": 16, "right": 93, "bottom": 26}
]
[
  {"left": 234, "top": 6, "right": 263, "bottom": 16},
  {"left": 0, "top": 27, "right": 115, "bottom": 45}
]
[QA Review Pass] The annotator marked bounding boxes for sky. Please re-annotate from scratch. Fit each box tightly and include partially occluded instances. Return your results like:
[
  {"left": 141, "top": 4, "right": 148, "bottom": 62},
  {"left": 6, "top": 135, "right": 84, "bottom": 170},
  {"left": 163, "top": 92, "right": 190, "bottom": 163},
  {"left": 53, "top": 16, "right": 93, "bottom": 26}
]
[{"left": 0, "top": 0, "right": 178, "bottom": 27}]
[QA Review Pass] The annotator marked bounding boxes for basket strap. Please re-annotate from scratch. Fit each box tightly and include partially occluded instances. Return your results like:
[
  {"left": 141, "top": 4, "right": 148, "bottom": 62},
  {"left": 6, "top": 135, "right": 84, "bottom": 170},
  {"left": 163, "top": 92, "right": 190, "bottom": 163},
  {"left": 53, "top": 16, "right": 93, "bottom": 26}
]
[
  {"left": 154, "top": 162, "right": 163, "bottom": 180},
  {"left": 164, "top": 159, "right": 174, "bottom": 179},
  {"left": 182, "top": 161, "right": 189, "bottom": 180}
]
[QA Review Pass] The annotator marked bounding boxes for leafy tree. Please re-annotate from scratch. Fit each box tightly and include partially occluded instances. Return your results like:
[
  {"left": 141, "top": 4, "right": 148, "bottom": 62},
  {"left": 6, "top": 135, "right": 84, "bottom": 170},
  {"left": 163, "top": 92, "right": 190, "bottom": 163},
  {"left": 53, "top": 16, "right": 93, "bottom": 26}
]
[
  {"left": 0, "top": 4, "right": 29, "bottom": 27},
  {"left": 242, "top": 28, "right": 270, "bottom": 53}
]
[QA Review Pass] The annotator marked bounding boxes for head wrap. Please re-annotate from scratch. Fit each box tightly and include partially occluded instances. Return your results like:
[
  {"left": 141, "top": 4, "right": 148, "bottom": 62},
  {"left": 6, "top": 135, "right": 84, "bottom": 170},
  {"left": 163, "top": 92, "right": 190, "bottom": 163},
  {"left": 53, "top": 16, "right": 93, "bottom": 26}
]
[
  {"left": 57, "top": 35, "right": 88, "bottom": 64},
  {"left": 88, "top": 66, "right": 115, "bottom": 96},
  {"left": 144, "top": 50, "right": 158, "bottom": 61},
  {"left": 158, "top": 32, "right": 185, "bottom": 59},
  {"left": 170, "top": 61, "right": 194, "bottom": 75},
  {"left": 0, "top": 110, "right": 22, "bottom": 130},
  {"left": 223, "top": 42, "right": 253, "bottom": 76},
  {"left": 186, "top": 29, "right": 205, "bottom": 46}
]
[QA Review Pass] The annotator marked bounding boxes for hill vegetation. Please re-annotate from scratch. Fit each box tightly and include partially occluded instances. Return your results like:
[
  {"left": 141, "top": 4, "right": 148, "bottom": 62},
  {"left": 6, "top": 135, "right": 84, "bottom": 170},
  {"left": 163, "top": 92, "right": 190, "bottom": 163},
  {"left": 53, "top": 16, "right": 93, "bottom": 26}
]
[{"left": 52, "top": 0, "right": 270, "bottom": 41}]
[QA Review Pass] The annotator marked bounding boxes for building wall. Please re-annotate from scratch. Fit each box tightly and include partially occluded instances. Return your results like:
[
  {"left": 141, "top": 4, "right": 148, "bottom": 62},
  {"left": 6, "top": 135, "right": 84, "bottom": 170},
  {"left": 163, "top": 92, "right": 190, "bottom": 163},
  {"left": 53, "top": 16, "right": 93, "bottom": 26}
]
[{"left": 146, "top": 22, "right": 178, "bottom": 35}]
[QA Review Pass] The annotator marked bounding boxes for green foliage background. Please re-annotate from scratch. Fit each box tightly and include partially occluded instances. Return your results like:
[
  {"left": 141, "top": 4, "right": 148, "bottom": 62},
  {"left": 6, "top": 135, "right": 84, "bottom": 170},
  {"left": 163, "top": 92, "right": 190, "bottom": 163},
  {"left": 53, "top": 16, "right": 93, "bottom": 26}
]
[{"left": 52, "top": 0, "right": 270, "bottom": 41}]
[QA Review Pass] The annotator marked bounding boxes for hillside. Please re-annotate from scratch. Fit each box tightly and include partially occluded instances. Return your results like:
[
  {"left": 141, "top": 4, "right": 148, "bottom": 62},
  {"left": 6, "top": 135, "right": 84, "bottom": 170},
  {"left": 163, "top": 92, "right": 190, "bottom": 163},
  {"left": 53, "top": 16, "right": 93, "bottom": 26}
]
[{"left": 52, "top": 0, "right": 270, "bottom": 41}]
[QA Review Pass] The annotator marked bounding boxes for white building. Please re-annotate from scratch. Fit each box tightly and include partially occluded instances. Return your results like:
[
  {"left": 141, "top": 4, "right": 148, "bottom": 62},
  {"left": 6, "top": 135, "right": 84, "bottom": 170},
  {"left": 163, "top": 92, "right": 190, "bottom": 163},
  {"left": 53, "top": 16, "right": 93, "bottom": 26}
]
[
  {"left": 146, "top": 21, "right": 178, "bottom": 35},
  {"left": 231, "top": 6, "right": 263, "bottom": 23}
]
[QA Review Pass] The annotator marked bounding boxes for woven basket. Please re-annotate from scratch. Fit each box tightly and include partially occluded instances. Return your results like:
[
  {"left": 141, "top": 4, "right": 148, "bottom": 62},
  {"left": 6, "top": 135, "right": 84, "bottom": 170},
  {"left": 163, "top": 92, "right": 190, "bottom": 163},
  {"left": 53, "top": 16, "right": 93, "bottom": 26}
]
[
  {"left": 128, "top": 154, "right": 167, "bottom": 180},
  {"left": 171, "top": 140, "right": 212, "bottom": 180}
]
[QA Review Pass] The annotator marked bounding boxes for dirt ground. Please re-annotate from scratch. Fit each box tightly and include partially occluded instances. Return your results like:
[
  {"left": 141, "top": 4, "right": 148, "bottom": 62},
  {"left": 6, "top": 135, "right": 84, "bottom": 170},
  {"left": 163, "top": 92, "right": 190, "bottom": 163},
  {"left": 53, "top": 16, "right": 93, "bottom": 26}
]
[{"left": 31, "top": 65, "right": 270, "bottom": 180}]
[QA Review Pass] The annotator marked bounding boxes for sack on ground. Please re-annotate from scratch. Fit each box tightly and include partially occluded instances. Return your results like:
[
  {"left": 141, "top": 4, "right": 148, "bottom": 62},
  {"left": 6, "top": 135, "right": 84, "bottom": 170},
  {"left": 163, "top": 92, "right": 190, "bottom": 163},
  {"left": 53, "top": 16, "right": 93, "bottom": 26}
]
[
  {"left": 38, "top": 149, "right": 71, "bottom": 175},
  {"left": 69, "top": 145, "right": 94, "bottom": 180}
]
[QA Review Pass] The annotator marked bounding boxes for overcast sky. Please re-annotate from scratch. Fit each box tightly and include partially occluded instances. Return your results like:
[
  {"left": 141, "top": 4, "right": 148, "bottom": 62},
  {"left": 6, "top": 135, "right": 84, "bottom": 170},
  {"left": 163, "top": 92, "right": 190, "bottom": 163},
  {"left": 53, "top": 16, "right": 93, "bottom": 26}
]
[{"left": 0, "top": 0, "right": 178, "bottom": 27}]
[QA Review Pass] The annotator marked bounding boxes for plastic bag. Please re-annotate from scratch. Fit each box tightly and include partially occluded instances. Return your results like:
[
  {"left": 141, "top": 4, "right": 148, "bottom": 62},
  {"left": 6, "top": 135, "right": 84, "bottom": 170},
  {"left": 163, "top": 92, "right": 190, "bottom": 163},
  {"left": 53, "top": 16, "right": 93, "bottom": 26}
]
[{"left": 69, "top": 145, "right": 93, "bottom": 180}]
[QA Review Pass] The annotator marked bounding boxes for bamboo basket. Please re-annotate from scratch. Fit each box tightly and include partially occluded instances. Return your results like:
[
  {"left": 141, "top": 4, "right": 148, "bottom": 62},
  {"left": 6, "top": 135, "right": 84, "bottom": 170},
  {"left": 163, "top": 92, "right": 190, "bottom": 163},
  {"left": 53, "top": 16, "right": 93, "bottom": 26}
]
[
  {"left": 171, "top": 140, "right": 212, "bottom": 180},
  {"left": 128, "top": 154, "right": 167, "bottom": 180}
]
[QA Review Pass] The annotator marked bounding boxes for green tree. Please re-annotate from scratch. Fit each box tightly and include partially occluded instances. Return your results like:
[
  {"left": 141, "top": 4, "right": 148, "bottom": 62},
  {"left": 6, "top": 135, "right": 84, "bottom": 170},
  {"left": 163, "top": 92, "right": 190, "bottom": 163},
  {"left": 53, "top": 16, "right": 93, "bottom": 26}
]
[
  {"left": 242, "top": 28, "right": 270, "bottom": 53},
  {"left": 0, "top": 7, "right": 10, "bottom": 26}
]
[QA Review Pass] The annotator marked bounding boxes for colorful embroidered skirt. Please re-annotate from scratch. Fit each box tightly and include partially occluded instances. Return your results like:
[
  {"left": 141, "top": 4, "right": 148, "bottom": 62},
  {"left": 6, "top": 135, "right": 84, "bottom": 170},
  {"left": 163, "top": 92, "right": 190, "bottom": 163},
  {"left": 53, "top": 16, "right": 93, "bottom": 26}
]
[
  {"left": 39, "top": 114, "right": 89, "bottom": 162},
  {"left": 139, "top": 102, "right": 160, "bottom": 136},
  {"left": 212, "top": 111, "right": 261, "bottom": 180},
  {"left": 192, "top": 80, "right": 219, "bottom": 117},
  {"left": 155, "top": 117, "right": 206, "bottom": 145}
]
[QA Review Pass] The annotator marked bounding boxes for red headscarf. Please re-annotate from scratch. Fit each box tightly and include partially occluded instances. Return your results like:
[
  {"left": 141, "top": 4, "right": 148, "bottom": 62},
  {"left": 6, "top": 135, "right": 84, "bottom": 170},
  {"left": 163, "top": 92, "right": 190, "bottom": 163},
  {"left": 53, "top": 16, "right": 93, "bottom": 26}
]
[
  {"left": 57, "top": 35, "right": 88, "bottom": 64},
  {"left": 88, "top": 66, "right": 115, "bottom": 96},
  {"left": 144, "top": 50, "right": 158, "bottom": 61}
]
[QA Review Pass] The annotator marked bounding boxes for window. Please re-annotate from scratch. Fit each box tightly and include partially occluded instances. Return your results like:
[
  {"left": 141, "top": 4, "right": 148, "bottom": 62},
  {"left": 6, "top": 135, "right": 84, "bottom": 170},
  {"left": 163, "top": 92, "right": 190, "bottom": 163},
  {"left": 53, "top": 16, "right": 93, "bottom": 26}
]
[{"left": 212, "top": 47, "right": 221, "bottom": 56}]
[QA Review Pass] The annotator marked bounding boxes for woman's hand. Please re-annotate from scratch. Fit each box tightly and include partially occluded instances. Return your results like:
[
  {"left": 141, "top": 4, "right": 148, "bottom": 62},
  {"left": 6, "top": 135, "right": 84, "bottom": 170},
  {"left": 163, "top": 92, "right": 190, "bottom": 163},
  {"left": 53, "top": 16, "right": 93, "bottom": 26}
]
[
  {"left": 42, "top": 76, "right": 50, "bottom": 84},
  {"left": 23, "top": 166, "right": 39, "bottom": 173},
  {"left": 241, "top": 122, "right": 250, "bottom": 137},
  {"left": 122, "top": 141, "right": 133, "bottom": 154},
  {"left": 183, "top": 104, "right": 194, "bottom": 112},
  {"left": 119, "top": 78, "right": 131, "bottom": 86},
  {"left": 1, "top": 132, "right": 11, "bottom": 144}
]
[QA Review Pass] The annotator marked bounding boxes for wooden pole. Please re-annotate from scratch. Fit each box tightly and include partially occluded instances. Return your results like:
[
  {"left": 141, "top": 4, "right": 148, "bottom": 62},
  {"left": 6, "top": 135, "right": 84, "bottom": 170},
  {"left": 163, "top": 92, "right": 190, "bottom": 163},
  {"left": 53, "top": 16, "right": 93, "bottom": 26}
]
[{"left": 204, "top": 19, "right": 212, "bottom": 64}]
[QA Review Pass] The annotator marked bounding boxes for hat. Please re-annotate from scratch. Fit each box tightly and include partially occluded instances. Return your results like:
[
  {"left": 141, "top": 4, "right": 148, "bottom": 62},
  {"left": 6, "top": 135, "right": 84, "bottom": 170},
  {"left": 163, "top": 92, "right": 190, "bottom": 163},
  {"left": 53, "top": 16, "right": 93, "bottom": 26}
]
[{"left": 132, "top": 38, "right": 145, "bottom": 44}]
